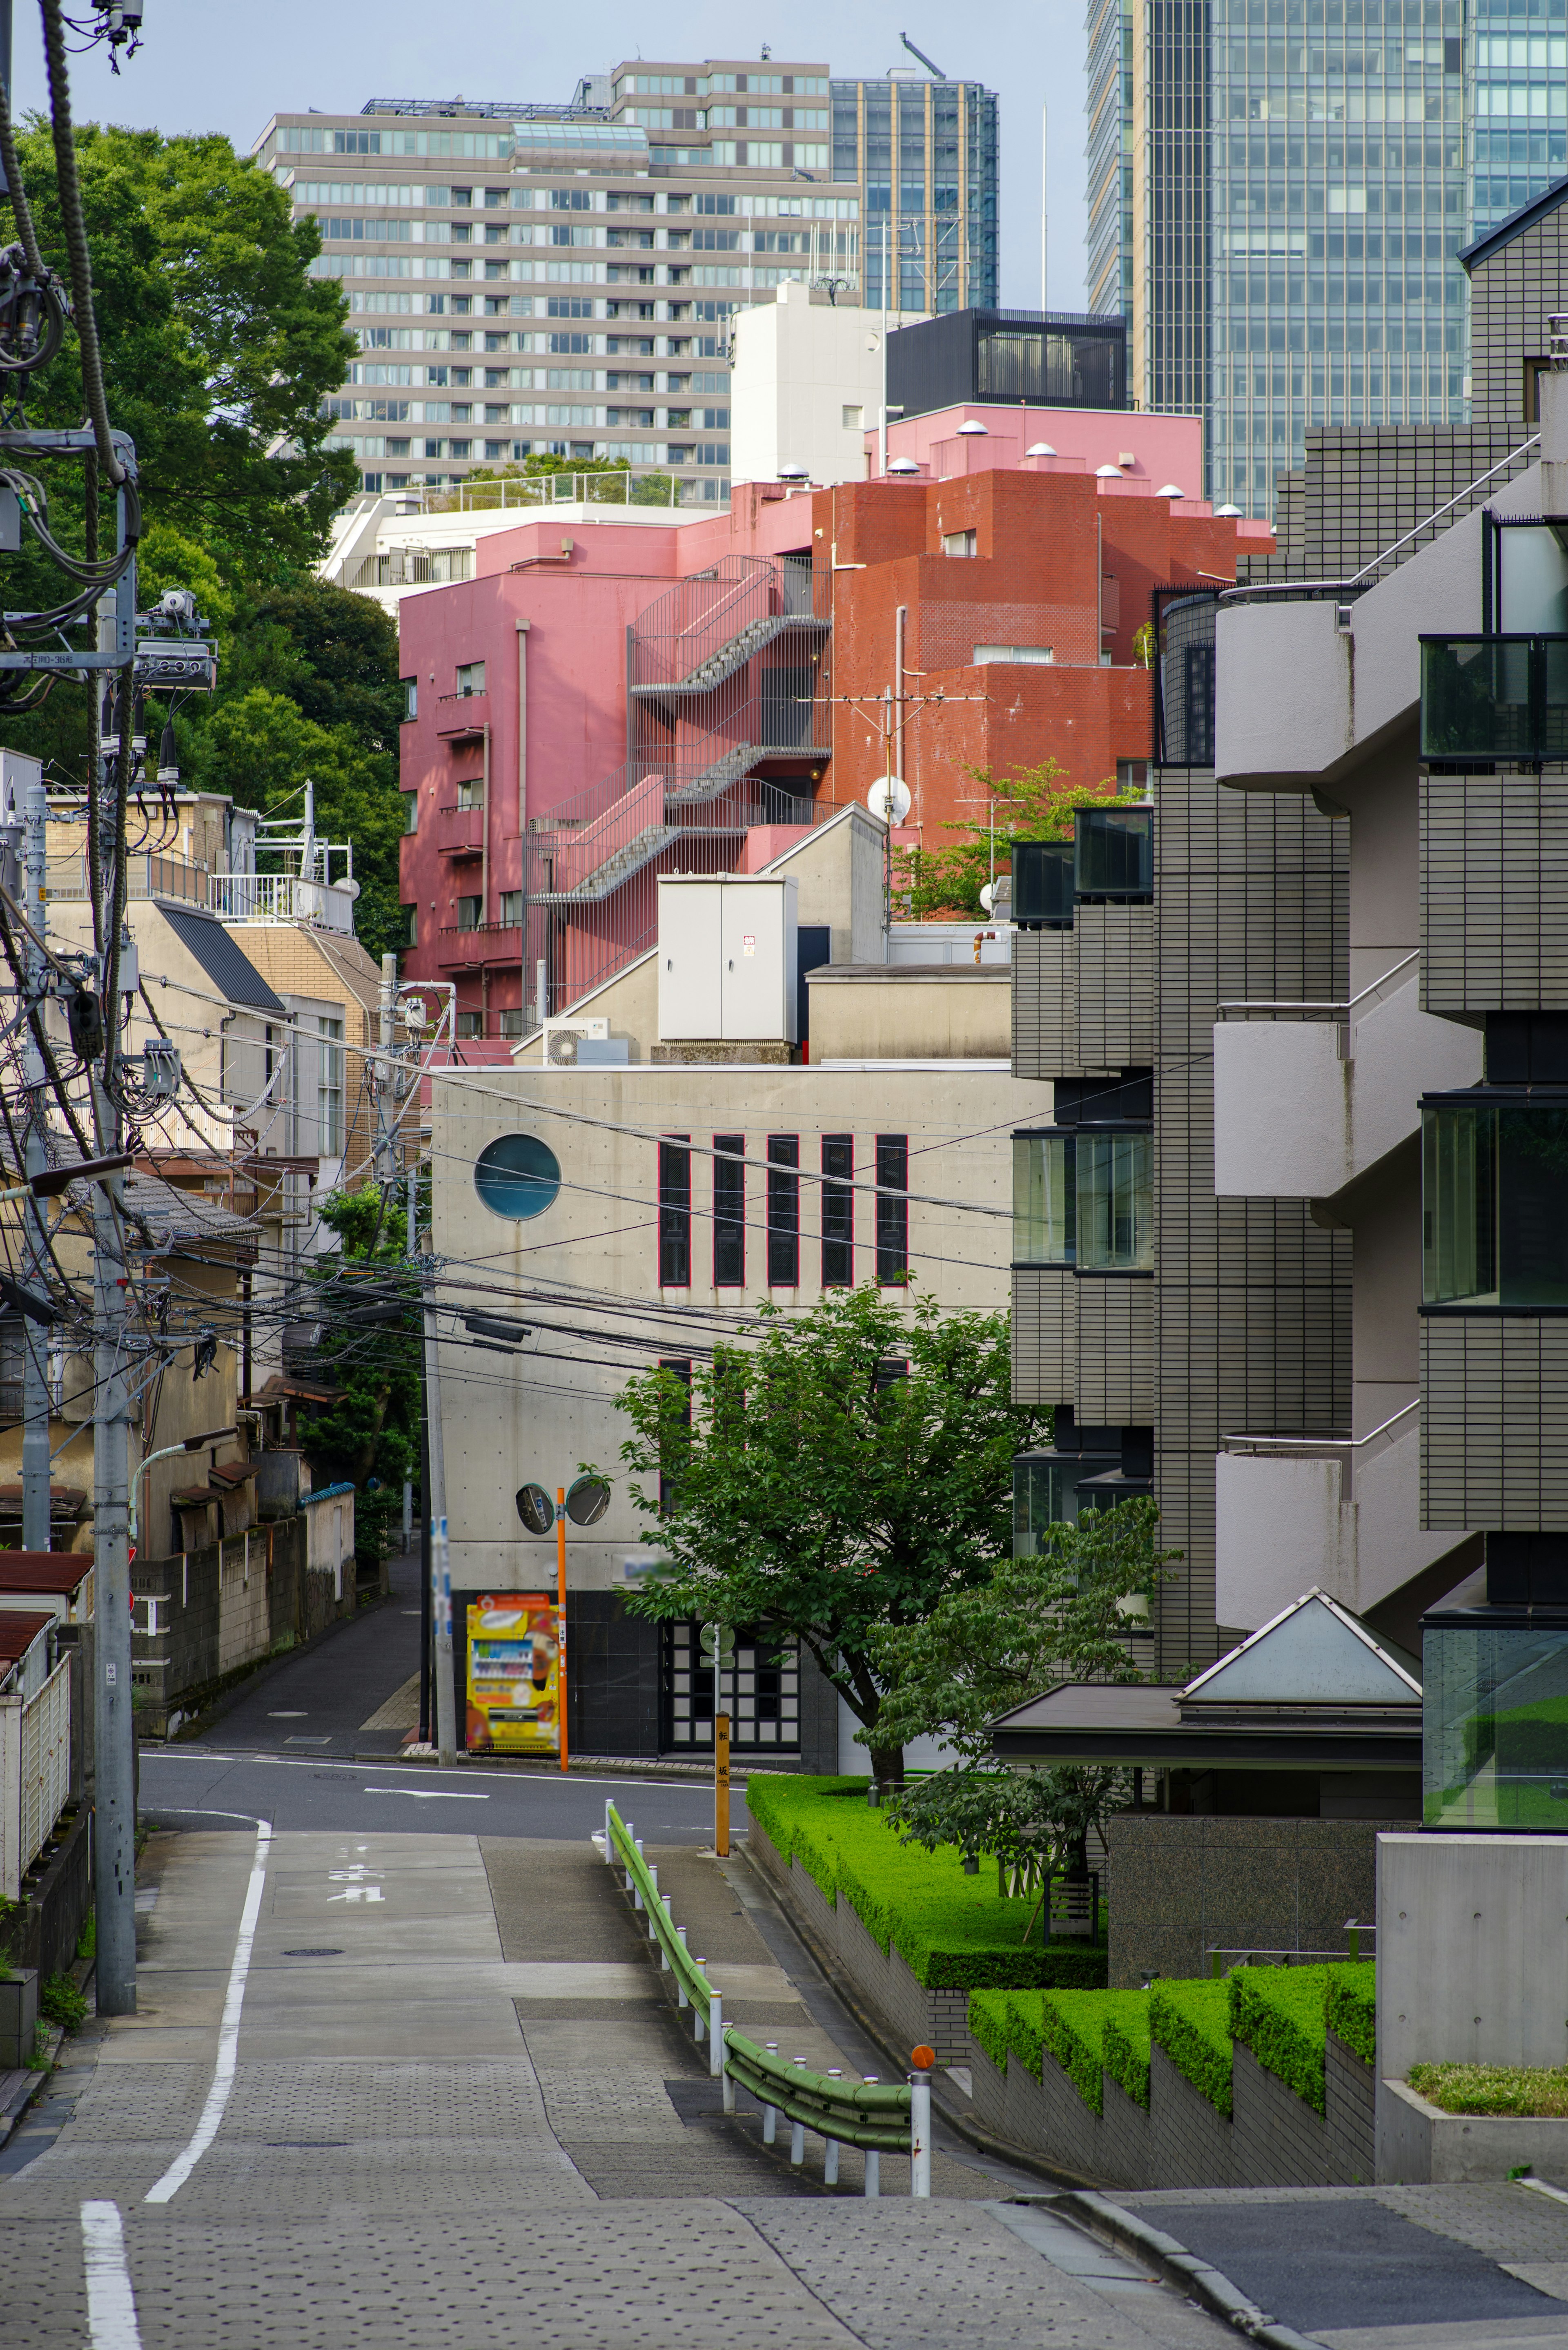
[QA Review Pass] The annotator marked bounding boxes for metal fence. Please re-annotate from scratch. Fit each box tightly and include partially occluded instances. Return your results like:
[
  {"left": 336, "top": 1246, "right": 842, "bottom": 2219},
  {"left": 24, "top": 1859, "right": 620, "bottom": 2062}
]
[
  {"left": 209, "top": 873, "right": 356, "bottom": 933},
  {"left": 369, "top": 469, "right": 723, "bottom": 519},
  {"left": 341, "top": 545, "right": 475, "bottom": 593}
]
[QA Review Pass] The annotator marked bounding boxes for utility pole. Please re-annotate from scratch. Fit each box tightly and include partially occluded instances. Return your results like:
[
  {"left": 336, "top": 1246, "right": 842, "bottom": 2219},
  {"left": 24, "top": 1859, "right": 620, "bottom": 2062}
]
[
  {"left": 423, "top": 1301, "right": 455, "bottom": 1766},
  {"left": 91, "top": 1100, "right": 135, "bottom": 2013},
  {"left": 373, "top": 950, "right": 397, "bottom": 1190},
  {"left": 19, "top": 770, "right": 50, "bottom": 1554}
]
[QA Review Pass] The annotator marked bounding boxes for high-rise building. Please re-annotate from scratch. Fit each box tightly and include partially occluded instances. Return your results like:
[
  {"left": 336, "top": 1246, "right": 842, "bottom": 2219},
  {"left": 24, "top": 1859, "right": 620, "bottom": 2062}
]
[
  {"left": 254, "top": 59, "right": 997, "bottom": 504},
  {"left": 1468, "top": 7, "right": 1568, "bottom": 242},
  {"left": 1093, "top": 0, "right": 1469, "bottom": 514}
]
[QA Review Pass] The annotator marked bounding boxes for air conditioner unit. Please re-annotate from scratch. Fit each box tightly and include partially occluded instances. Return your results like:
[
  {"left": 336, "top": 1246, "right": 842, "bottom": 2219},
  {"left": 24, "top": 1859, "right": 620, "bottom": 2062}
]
[{"left": 543, "top": 1017, "right": 610, "bottom": 1066}]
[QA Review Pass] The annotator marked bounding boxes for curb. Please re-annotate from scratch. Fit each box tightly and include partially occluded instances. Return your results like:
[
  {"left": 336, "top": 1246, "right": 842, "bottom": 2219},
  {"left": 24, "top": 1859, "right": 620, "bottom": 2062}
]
[
  {"left": 0, "top": 2023, "right": 64, "bottom": 2150},
  {"left": 1061, "top": 2191, "right": 1326, "bottom": 2350},
  {"left": 377, "top": 1747, "right": 752, "bottom": 1784}
]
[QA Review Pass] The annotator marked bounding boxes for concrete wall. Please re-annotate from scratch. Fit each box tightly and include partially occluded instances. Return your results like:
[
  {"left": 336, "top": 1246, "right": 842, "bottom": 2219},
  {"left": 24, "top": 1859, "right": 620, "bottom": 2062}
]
[
  {"left": 1376, "top": 1832, "right": 1568, "bottom": 2080},
  {"left": 807, "top": 967, "right": 1011, "bottom": 1061},
  {"left": 730, "top": 285, "right": 885, "bottom": 488},
  {"left": 130, "top": 1514, "right": 356, "bottom": 1737}
]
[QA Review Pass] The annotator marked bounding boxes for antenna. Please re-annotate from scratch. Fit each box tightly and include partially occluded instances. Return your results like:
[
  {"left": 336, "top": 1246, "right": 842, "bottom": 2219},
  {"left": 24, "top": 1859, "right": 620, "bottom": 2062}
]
[{"left": 900, "top": 31, "right": 947, "bottom": 76}]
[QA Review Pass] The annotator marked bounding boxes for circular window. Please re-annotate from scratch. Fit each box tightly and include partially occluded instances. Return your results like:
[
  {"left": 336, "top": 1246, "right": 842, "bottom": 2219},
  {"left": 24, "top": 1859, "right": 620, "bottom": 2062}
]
[{"left": 474, "top": 1133, "right": 561, "bottom": 1221}]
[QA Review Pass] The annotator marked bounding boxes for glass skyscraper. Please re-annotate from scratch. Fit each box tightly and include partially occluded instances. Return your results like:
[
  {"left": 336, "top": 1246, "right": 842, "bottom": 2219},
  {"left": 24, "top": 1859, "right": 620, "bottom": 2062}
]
[
  {"left": 1468, "top": 7, "right": 1568, "bottom": 240},
  {"left": 1093, "top": 0, "right": 1469, "bottom": 514},
  {"left": 834, "top": 77, "right": 999, "bottom": 315}
]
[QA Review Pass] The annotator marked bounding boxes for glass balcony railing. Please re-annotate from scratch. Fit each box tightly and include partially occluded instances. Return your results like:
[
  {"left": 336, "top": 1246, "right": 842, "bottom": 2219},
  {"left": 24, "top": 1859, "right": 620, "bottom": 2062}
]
[
  {"left": 1424, "top": 1613, "right": 1568, "bottom": 1830},
  {"left": 1420, "top": 635, "right": 1568, "bottom": 762},
  {"left": 1075, "top": 806, "right": 1154, "bottom": 900},
  {"left": 1010, "top": 838, "right": 1074, "bottom": 928}
]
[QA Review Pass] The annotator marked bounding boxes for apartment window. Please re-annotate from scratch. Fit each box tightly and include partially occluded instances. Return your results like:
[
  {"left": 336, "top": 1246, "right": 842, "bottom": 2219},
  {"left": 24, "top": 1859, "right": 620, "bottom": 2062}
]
[
  {"left": 1012, "top": 1131, "right": 1153, "bottom": 1273},
  {"left": 455, "top": 776, "right": 483, "bottom": 810},
  {"left": 408, "top": 907, "right": 418, "bottom": 946},
  {"left": 822, "top": 1134, "right": 853, "bottom": 1287},
  {"left": 455, "top": 1010, "right": 483, "bottom": 1039},
  {"left": 500, "top": 890, "right": 523, "bottom": 926},
  {"left": 713, "top": 1133, "right": 745, "bottom": 1288},
  {"left": 942, "top": 529, "right": 977, "bottom": 557},
  {"left": 973, "top": 643, "right": 1053, "bottom": 665},
  {"left": 455, "top": 895, "right": 481, "bottom": 931},
  {"left": 659, "top": 1137, "right": 692, "bottom": 1288},
  {"left": 842, "top": 404, "right": 864, "bottom": 430},
  {"left": 767, "top": 1135, "right": 800, "bottom": 1287},
  {"left": 497, "top": 1009, "right": 524, "bottom": 1039},
  {"left": 658, "top": 1357, "right": 692, "bottom": 1515},
  {"left": 317, "top": 1017, "right": 344, "bottom": 1157},
  {"left": 402, "top": 676, "right": 418, "bottom": 721},
  {"left": 456, "top": 659, "right": 486, "bottom": 696},
  {"left": 875, "top": 1135, "right": 909, "bottom": 1285},
  {"left": 1422, "top": 1100, "right": 1568, "bottom": 1308}
]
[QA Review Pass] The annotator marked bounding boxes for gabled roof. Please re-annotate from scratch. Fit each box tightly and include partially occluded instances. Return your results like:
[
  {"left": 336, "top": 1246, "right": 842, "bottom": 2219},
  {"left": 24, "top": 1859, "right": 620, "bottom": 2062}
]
[
  {"left": 1459, "top": 174, "right": 1568, "bottom": 274},
  {"left": 1183, "top": 1587, "right": 1421, "bottom": 1705},
  {"left": 156, "top": 900, "right": 285, "bottom": 1014}
]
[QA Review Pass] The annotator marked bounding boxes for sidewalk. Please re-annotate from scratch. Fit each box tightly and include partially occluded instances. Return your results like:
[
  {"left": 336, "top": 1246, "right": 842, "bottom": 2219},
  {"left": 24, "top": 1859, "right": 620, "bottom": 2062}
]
[{"left": 0, "top": 1824, "right": 1241, "bottom": 2348}]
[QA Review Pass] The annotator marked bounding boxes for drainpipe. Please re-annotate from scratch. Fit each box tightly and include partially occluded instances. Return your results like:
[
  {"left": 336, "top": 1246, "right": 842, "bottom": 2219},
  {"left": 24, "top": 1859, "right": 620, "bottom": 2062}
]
[{"left": 895, "top": 604, "right": 908, "bottom": 814}]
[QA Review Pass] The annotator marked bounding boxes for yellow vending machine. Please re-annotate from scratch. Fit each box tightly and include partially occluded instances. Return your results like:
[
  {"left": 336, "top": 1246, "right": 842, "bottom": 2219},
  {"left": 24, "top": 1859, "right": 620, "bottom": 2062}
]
[{"left": 466, "top": 1593, "right": 559, "bottom": 1755}]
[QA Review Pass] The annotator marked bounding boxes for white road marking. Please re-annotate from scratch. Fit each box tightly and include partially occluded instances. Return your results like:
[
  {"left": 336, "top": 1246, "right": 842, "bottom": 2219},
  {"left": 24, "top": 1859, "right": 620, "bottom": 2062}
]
[
  {"left": 80, "top": 2201, "right": 144, "bottom": 2350},
  {"left": 363, "top": 1787, "right": 490, "bottom": 1801},
  {"left": 142, "top": 1750, "right": 729, "bottom": 1793},
  {"left": 144, "top": 1817, "right": 272, "bottom": 2205},
  {"left": 266, "top": 1711, "right": 307, "bottom": 1718}
]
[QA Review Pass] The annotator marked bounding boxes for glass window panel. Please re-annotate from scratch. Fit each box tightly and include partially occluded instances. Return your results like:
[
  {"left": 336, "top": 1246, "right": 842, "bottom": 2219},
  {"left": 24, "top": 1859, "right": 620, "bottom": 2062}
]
[
  {"left": 1423, "top": 1104, "right": 1496, "bottom": 1304},
  {"left": 1012, "top": 1134, "right": 1075, "bottom": 1264},
  {"left": 1425, "top": 1622, "right": 1568, "bottom": 1828},
  {"left": 1499, "top": 1108, "right": 1568, "bottom": 1305},
  {"left": 1076, "top": 1133, "right": 1153, "bottom": 1271}
]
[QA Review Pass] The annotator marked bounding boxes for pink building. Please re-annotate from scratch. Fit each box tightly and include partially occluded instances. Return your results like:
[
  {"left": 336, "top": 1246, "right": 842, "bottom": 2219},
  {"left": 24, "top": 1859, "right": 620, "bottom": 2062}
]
[{"left": 396, "top": 407, "right": 1272, "bottom": 1038}]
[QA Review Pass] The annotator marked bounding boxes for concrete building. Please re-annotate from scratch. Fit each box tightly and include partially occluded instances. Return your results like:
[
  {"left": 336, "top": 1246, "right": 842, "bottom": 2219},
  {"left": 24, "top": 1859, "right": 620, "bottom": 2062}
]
[
  {"left": 396, "top": 424, "right": 1270, "bottom": 1043},
  {"left": 427, "top": 809, "right": 1046, "bottom": 1763},
  {"left": 729, "top": 283, "right": 889, "bottom": 488},
  {"left": 256, "top": 55, "right": 996, "bottom": 509}
]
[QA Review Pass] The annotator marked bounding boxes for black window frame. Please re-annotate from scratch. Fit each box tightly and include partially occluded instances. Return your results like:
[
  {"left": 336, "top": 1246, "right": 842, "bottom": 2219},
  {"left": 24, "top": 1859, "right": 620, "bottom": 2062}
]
[
  {"left": 767, "top": 1134, "right": 800, "bottom": 1288},
  {"left": 713, "top": 1133, "right": 745, "bottom": 1288},
  {"left": 657, "top": 1357, "right": 692, "bottom": 1516},
  {"left": 822, "top": 1133, "right": 853, "bottom": 1287},
  {"left": 875, "top": 1133, "right": 909, "bottom": 1285},
  {"left": 659, "top": 1136, "right": 692, "bottom": 1288}
]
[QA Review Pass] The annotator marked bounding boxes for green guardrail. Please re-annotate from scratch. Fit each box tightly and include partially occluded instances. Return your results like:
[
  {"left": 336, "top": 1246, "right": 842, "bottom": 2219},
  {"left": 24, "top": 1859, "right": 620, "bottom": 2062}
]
[{"left": 601, "top": 1799, "right": 925, "bottom": 2196}]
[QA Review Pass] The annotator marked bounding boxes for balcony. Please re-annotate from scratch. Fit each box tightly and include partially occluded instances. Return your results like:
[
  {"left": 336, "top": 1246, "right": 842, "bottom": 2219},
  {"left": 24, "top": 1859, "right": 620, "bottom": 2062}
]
[
  {"left": 1216, "top": 1402, "right": 1470, "bottom": 1631},
  {"left": 1213, "top": 955, "right": 1481, "bottom": 1202},
  {"left": 436, "top": 803, "right": 485, "bottom": 858},
  {"left": 435, "top": 921, "right": 522, "bottom": 970},
  {"left": 437, "top": 690, "right": 490, "bottom": 740},
  {"left": 1421, "top": 635, "right": 1568, "bottom": 763}
]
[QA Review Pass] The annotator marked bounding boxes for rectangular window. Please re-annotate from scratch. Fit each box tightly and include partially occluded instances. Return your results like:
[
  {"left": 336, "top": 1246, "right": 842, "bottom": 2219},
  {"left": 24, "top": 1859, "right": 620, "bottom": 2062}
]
[
  {"left": 317, "top": 1017, "right": 344, "bottom": 1157},
  {"left": 455, "top": 894, "right": 481, "bottom": 930},
  {"left": 499, "top": 890, "right": 523, "bottom": 925},
  {"left": 973, "top": 643, "right": 1053, "bottom": 665},
  {"left": 1422, "top": 1101, "right": 1568, "bottom": 1308},
  {"left": 822, "top": 1134, "right": 853, "bottom": 1286},
  {"left": 402, "top": 790, "right": 419, "bottom": 834},
  {"left": 942, "top": 528, "right": 977, "bottom": 557},
  {"left": 658, "top": 1358, "right": 692, "bottom": 1516},
  {"left": 1011, "top": 1131, "right": 1153, "bottom": 1272},
  {"left": 875, "top": 1134, "right": 909, "bottom": 1285},
  {"left": 456, "top": 659, "right": 486, "bottom": 696},
  {"left": 401, "top": 676, "right": 418, "bottom": 720},
  {"left": 842, "top": 403, "right": 864, "bottom": 430},
  {"left": 767, "top": 1134, "right": 800, "bottom": 1287},
  {"left": 659, "top": 1137, "right": 692, "bottom": 1287},
  {"left": 713, "top": 1133, "right": 745, "bottom": 1288},
  {"left": 455, "top": 1010, "right": 482, "bottom": 1038}
]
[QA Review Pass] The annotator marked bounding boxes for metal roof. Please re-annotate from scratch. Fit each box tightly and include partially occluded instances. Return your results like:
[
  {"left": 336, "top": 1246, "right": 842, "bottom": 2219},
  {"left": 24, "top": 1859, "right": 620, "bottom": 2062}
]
[{"left": 155, "top": 901, "right": 285, "bottom": 1014}]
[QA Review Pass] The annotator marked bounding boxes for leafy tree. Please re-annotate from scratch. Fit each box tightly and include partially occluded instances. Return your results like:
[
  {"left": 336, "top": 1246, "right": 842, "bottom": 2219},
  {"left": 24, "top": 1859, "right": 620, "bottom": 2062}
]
[
  {"left": 618, "top": 1285, "right": 1048, "bottom": 1781},
  {"left": 897, "top": 758, "right": 1137, "bottom": 921},
  {"left": 866, "top": 1498, "right": 1177, "bottom": 1880},
  {"left": 296, "top": 1186, "right": 422, "bottom": 1571}
]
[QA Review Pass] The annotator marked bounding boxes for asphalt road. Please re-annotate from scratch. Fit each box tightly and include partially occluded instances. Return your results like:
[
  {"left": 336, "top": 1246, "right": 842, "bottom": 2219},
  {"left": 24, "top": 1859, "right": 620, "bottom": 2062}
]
[{"left": 140, "top": 1744, "right": 750, "bottom": 1841}]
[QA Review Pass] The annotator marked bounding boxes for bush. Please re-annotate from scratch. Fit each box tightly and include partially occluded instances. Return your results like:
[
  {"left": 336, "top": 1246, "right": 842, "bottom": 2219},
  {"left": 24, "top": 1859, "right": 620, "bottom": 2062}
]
[
  {"left": 1042, "top": 1989, "right": 1152, "bottom": 2115},
  {"left": 1150, "top": 1978, "right": 1235, "bottom": 2116},
  {"left": 1104, "top": 1999, "right": 1152, "bottom": 2109},
  {"left": 1327, "top": 1961, "right": 1376, "bottom": 2066},
  {"left": 40, "top": 1972, "right": 88, "bottom": 2033},
  {"left": 1229, "top": 1964, "right": 1330, "bottom": 2115},
  {"left": 745, "top": 1773, "right": 1108, "bottom": 1991},
  {"left": 968, "top": 1988, "right": 1012, "bottom": 2072},
  {"left": 1409, "top": 2062, "right": 1568, "bottom": 2117}
]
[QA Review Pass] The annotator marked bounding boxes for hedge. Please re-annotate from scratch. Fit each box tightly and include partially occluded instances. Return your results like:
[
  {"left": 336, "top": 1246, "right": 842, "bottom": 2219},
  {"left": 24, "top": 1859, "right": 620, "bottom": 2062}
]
[
  {"left": 1103, "top": 1998, "right": 1152, "bottom": 2109},
  {"left": 1150, "top": 1978, "right": 1235, "bottom": 2116},
  {"left": 1229, "top": 1964, "right": 1330, "bottom": 2115},
  {"left": 968, "top": 1988, "right": 1012, "bottom": 2073},
  {"left": 1327, "top": 1961, "right": 1376, "bottom": 2067},
  {"left": 745, "top": 1773, "right": 1108, "bottom": 1991}
]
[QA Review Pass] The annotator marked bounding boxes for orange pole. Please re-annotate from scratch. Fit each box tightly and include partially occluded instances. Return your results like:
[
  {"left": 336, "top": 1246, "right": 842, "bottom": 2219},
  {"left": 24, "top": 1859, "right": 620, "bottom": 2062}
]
[{"left": 556, "top": 1486, "right": 568, "bottom": 1773}]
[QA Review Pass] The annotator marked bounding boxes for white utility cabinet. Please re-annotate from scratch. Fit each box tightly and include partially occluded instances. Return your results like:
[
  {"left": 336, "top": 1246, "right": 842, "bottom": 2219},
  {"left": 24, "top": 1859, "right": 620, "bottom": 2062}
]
[{"left": 657, "top": 874, "right": 799, "bottom": 1042}]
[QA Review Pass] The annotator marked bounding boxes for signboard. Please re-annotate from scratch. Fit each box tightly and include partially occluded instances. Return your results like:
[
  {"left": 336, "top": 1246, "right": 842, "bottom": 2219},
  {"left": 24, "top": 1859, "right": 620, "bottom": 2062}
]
[{"left": 465, "top": 1592, "right": 559, "bottom": 1755}]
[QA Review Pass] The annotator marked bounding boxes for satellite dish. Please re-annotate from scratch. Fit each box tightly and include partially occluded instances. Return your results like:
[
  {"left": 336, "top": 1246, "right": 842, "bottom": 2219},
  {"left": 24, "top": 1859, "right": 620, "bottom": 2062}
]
[
  {"left": 334, "top": 877, "right": 362, "bottom": 901},
  {"left": 979, "top": 882, "right": 996, "bottom": 913},
  {"left": 565, "top": 1474, "right": 611, "bottom": 1527},
  {"left": 515, "top": 1481, "right": 555, "bottom": 1536},
  {"left": 867, "top": 774, "right": 912, "bottom": 825}
]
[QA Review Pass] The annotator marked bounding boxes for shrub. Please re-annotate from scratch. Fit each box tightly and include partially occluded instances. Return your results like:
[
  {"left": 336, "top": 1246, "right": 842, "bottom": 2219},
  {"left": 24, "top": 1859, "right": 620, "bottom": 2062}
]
[
  {"left": 1327, "top": 1961, "right": 1376, "bottom": 2066},
  {"left": 968, "top": 1988, "right": 1012, "bottom": 2072},
  {"left": 1104, "top": 1999, "right": 1152, "bottom": 2109},
  {"left": 1410, "top": 2062, "right": 1568, "bottom": 2118},
  {"left": 40, "top": 1972, "right": 87, "bottom": 2033},
  {"left": 1228, "top": 1964, "right": 1330, "bottom": 2115},
  {"left": 744, "top": 1773, "right": 1107, "bottom": 1991},
  {"left": 1150, "top": 1977, "right": 1235, "bottom": 2116},
  {"left": 1041, "top": 1988, "right": 1153, "bottom": 2114}
]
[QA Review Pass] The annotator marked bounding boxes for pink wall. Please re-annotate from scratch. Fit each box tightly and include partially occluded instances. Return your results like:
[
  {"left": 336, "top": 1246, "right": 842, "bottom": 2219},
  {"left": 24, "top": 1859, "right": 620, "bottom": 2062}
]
[{"left": 868, "top": 403, "right": 1209, "bottom": 501}]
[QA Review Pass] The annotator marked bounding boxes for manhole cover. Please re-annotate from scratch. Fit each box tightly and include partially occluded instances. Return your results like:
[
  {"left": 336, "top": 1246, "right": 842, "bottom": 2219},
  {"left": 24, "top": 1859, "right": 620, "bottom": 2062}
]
[{"left": 281, "top": 1947, "right": 344, "bottom": 1958}]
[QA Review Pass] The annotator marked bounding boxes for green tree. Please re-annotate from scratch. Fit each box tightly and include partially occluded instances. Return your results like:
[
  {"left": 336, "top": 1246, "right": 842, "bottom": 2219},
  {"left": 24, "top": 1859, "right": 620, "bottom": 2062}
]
[
  {"left": 618, "top": 1285, "right": 1048, "bottom": 1781},
  {"left": 897, "top": 758, "right": 1137, "bottom": 921},
  {"left": 867, "top": 1499, "right": 1177, "bottom": 1879},
  {"left": 297, "top": 1186, "right": 422, "bottom": 1572},
  {"left": 450, "top": 455, "right": 678, "bottom": 510}
]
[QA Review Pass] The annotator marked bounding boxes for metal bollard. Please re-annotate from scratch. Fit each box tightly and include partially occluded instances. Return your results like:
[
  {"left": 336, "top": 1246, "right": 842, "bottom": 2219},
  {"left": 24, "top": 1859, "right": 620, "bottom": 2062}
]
[
  {"left": 647, "top": 1863, "right": 659, "bottom": 1939},
  {"left": 863, "top": 2078, "right": 880, "bottom": 2199},
  {"left": 763, "top": 2044, "right": 779, "bottom": 2142},
  {"left": 708, "top": 1992, "right": 723, "bottom": 2079},
  {"left": 824, "top": 2072, "right": 842, "bottom": 2186},
  {"left": 632, "top": 1835, "right": 644, "bottom": 1909},
  {"left": 909, "top": 2067, "right": 932, "bottom": 2199},
  {"left": 693, "top": 1965, "right": 707, "bottom": 2040},
  {"left": 604, "top": 1798, "right": 614, "bottom": 1864},
  {"left": 789, "top": 2062, "right": 807, "bottom": 2166},
  {"left": 675, "top": 1926, "right": 689, "bottom": 2007},
  {"left": 658, "top": 1895, "right": 673, "bottom": 1967}
]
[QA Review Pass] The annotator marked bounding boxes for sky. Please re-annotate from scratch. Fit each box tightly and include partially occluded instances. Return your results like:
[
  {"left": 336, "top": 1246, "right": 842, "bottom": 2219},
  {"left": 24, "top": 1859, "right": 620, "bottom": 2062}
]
[{"left": 9, "top": 0, "right": 1089, "bottom": 312}]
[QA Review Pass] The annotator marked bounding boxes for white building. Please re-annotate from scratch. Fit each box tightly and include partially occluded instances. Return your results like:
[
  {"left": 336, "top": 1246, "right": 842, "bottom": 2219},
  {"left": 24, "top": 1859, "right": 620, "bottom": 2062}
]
[{"left": 729, "top": 283, "right": 891, "bottom": 488}]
